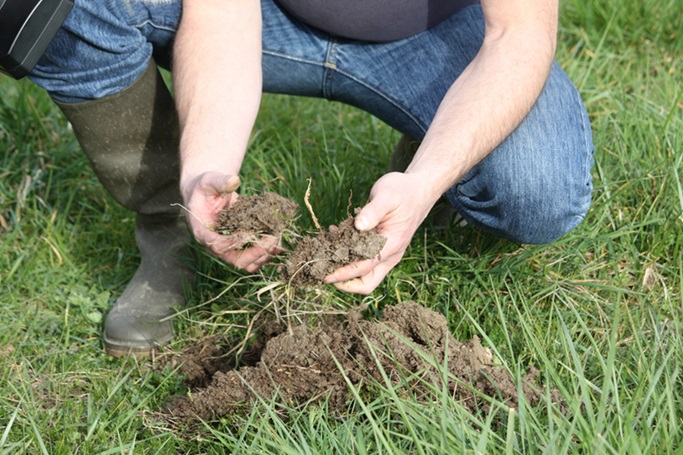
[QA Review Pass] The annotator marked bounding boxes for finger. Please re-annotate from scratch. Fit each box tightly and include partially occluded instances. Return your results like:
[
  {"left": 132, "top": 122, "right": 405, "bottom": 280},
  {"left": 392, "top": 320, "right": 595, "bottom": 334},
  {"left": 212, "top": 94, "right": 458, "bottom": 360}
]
[
  {"left": 227, "top": 235, "right": 279, "bottom": 268},
  {"left": 198, "top": 173, "right": 241, "bottom": 196},
  {"left": 240, "top": 244, "right": 281, "bottom": 272},
  {"left": 207, "top": 232, "right": 253, "bottom": 253},
  {"left": 243, "top": 253, "right": 274, "bottom": 273},
  {"left": 191, "top": 226, "right": 223, "bottom": 249},
  {"left": 231, "top": 245, "right": 274, "bottom": 270},
  {"left": 332, "top": 262, "right": 393, "bottom": 295},
  {"left": 225, "top": 234, "right": 282, "bottom": 257},
  {"left": 354, "top": 194, "right": 392, "bottom": 232},
  {"left": 254, "top": 234, "right": 282, "bottom": 255},
  {"left": 203, "top": 230, "right": 281, "bottom": 271},
  {"left": 219, "top": 174, "right": 241, "bottom": 195},
  {"left": 324, "top": 258, "right": 380, "bottom": 284}
]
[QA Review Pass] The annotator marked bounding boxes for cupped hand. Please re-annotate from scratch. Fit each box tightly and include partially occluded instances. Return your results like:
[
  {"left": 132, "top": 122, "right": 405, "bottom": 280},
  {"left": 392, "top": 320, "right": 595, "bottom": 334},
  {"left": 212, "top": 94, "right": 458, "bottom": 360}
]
[
  {"left": 181, "top": 171, "right": 280, "bottom": 272},
  {"left": 324, "top": 172, "right": 439, "bottom": 294}
]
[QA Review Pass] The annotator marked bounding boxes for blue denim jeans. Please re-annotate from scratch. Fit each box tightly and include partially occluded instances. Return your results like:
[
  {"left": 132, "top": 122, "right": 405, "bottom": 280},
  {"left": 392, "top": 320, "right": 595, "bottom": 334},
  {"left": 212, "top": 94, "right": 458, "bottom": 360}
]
[{"left": 30, "top": 0, "right": 594, "bottom": 244}]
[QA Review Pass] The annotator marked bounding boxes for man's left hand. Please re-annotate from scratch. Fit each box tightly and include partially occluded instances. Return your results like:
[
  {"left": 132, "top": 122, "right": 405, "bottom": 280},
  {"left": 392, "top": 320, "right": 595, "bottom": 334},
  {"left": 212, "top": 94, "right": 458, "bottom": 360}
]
[{"left": 324, "top": 172, "right": 437, "bottom": 294}]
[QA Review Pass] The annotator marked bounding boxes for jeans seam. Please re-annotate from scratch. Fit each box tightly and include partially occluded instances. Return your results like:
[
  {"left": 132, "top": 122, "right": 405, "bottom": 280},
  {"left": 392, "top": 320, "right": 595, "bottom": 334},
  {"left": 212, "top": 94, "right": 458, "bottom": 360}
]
[
  {"left": 322, "top": 40, "right": 339, "bottom": 99},
  {"left": 263, "top": 50, "right": 322, "bottom": 66},
  {"left": 567, "top": 71, "right": 594, "bottom": 220},
  {"left": 131, "top": 19, "right": 177, "bottom": 33}
]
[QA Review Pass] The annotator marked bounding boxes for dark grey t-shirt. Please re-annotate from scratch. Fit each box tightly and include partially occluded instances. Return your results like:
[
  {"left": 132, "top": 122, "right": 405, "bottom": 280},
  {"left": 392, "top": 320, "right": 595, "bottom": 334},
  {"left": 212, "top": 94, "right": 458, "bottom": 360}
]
[{"left": 275, "top": 0, "right": 479, "bottom": 42}]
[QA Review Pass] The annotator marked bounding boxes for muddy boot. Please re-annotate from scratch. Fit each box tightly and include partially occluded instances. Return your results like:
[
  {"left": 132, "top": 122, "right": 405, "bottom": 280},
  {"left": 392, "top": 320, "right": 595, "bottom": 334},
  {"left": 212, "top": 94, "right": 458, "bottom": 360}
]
[
  {"left": 390, "top": 135, "right": 462, "bottom": 228},
  {"left": 56, "top": 60, "right": 195, "bottom": 357}
]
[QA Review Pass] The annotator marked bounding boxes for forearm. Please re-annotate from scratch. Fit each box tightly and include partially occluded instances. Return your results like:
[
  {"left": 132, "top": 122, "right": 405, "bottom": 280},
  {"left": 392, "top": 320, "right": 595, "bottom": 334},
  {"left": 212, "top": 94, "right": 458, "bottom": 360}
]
[
  {"left": 405, "top": 0, "right": 558, "bottom": 204},
  {"left": 174, "top": 0, "right": 262, "bottom": 186}
]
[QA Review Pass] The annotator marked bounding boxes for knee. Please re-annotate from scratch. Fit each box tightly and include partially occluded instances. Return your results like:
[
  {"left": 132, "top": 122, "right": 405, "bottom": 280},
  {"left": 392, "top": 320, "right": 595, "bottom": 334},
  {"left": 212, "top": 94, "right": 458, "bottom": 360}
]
[
  {"left": 28, "top": 2, "right": 153, "bottom": 103},
  {"left": 448, "top": 152, "right": 594, "bottom": 244},
  {"left": 509, "top": 174, "right": 593, "bottom": 244}
]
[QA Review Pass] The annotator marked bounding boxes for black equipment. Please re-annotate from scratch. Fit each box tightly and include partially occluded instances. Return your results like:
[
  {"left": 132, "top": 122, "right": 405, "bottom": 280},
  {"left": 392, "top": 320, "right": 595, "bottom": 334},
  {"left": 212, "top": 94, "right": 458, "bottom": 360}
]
[{"left": 0, "top": 0, "right": 74, "bottom": 79}]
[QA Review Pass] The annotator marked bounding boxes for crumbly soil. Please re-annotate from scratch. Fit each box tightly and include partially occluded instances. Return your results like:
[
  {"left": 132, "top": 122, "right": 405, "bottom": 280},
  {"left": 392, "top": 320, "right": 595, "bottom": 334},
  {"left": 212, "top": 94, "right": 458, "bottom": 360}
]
[
  {"left": 164, "top": 301, "right": 543, "bottom": 425},
  {"left": 215, "top": 192, "right": 298, "bottom": 238},
  {"left": 215, "top": 192, "right": 384, "bottom": 286},
  {"left": 281, "top": 215, "right": 387, "bottom": 286}
]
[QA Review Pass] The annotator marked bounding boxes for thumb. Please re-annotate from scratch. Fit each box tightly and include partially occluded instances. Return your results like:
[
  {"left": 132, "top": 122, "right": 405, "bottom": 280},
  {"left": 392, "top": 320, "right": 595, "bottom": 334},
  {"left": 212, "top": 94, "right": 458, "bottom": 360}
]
[
  {"left": 355, "top": 198, "right": 388, "bottom": 232},
  {"left": 198, "top": 173, "right": 241, "bottom": 196}
]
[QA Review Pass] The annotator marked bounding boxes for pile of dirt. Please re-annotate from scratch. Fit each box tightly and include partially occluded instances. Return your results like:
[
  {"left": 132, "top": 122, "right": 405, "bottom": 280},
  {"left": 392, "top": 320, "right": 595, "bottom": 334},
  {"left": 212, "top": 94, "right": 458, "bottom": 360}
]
[
  {"left": 281, "top": 215, "right": 387, "bottom": 286},
  {"left": 164, "top": 301, "right": 542, "bottom": 424},
  {"left": 216, "top": 192, "right": 298, "bottom": 239}
]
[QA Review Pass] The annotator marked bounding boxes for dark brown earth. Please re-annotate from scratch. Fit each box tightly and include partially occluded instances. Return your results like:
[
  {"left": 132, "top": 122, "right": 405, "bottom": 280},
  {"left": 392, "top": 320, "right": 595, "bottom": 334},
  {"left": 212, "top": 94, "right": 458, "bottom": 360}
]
[
  {"left": 164, "top": 301, "right": 543, "bottom": 425},
  {"left": 216, "top": 193, "right": 385, "bottom": 286},
  {"left": 216, "top": 192, "right": 298, "bottom": 239},
  {"left": 281, "top": 215, "right": 387, "bottom": 286}
]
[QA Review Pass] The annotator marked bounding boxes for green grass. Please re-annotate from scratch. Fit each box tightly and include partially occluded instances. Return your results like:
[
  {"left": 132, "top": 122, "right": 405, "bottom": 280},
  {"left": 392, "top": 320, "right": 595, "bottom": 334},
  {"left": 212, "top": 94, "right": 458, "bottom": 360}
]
[{"left": 1, "top": 0, "right": 682, "bottom": 452}]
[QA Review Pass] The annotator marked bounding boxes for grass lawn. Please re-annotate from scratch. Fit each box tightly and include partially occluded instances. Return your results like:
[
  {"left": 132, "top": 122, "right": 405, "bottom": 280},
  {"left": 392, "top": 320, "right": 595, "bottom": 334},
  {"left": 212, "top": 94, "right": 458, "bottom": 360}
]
[{"left": 1, "top": 0, "right": 681, "bottom": 453}]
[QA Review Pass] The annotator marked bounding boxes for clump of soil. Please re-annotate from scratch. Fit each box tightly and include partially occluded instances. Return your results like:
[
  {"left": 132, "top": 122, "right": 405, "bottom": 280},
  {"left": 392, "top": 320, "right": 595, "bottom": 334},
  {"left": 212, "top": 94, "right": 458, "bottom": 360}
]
[
  {"left": 215, "top": 192, "right": 298, "bottom": 239},
  {"left": 215, "top": 191, "right": 384, "bottom": 287},
  {"left": 164, "top": 302, "right": 543, "bottom": 424},
  {"left": 281, "top": 215, "right": 387, "bottom": 286}
]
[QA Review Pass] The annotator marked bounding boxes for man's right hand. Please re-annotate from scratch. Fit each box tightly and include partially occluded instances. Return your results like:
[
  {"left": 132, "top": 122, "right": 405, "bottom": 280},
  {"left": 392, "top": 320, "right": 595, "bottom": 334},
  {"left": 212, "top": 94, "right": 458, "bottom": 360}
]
[{"left": 181, "top": 171, "right": 280, "bottom": 273}]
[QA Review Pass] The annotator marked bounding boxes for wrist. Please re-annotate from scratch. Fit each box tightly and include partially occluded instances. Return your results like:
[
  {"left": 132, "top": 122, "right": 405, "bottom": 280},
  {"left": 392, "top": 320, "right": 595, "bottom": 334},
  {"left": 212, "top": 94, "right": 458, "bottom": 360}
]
[
  {"left": 402, "top": 167, "right": 456, "bottom": 206},
  {"left": 179, "top": 144, "right": 244, "bottom": 190}
]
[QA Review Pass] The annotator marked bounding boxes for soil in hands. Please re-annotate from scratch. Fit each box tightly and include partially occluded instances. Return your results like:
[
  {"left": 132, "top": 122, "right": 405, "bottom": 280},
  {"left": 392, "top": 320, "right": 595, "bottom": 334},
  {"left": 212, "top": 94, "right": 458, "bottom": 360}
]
[
  {"left": 164, "top": 301, "right": 543, "bottom": 425},
  {"left": 216, "top": 192, "right": 386, "bottom": 287},
  {"left": 215, "top": 192, "right": 298, "bottom": 240},
  {"left": 281, "top": 215, "right": 387, "bottom": 286}
]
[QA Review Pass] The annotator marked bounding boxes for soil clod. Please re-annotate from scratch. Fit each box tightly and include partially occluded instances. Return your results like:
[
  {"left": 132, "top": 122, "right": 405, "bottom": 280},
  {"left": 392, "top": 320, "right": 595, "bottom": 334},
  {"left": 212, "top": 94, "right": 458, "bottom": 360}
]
[
  {"left": 216, "top": 192, "right": 298, "bottom": 239},
  {"left": 281, "top": 215, "right": 386, "bottom": 286}
]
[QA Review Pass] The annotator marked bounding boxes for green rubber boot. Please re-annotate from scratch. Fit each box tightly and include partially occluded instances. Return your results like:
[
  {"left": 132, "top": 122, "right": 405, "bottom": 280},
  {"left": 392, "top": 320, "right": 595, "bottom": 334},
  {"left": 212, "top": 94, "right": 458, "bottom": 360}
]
[
  {"left": 388, "top": 134, "right": 422, "bottom": 175},
  {"left": 56, "top": 60, "right": 195, "bottom": 357}
]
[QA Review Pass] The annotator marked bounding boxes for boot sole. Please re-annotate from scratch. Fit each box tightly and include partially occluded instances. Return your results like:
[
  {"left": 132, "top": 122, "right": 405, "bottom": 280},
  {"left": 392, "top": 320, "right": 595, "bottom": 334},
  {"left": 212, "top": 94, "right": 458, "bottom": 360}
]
[{"left": 103, "top": 335, "right": 172, "bottom": 358}]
